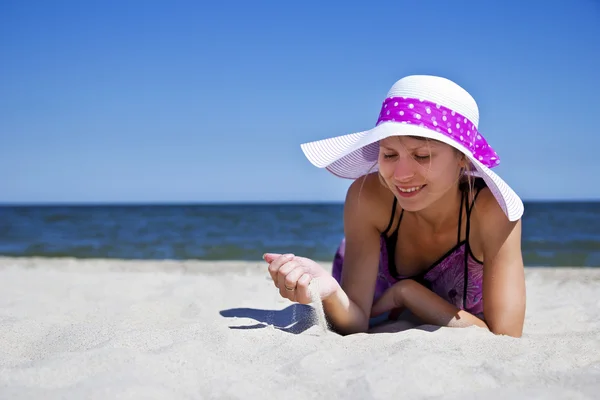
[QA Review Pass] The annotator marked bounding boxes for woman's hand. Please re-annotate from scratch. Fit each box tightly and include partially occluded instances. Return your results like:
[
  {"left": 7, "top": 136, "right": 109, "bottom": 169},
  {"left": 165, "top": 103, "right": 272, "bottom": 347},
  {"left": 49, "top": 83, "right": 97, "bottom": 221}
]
[
  {"left": 263, "top": 253, "right": 340, "bottom": 304},
  {"left": 372, "top": 279, "right": 489, "bottom": 330},
  {"left": 370, "top": 279, "right": 410, "bottom": 318}
]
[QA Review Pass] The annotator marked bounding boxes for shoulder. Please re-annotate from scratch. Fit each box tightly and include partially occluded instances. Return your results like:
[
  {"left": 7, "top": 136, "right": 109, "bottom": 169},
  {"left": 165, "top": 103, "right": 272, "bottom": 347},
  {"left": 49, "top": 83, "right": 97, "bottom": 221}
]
[
  {"left": 471, "top": 186, "right": 519, "bottom": 231},
  {"left": 344, "top": 172, "right": 397, "bottom": 234},
  {"left": 471, "top": 186, "right": 504, "bottom": 225},
  {"left": 471, "top": 185, "right": 522, "bottom": 261}
]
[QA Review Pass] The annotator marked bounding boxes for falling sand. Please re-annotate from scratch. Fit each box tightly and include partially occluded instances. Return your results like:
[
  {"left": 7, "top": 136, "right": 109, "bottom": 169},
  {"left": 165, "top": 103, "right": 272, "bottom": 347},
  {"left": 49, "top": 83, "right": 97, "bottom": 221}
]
[{"left": 308, "top": 279, "right": 329, "bottom": 333}]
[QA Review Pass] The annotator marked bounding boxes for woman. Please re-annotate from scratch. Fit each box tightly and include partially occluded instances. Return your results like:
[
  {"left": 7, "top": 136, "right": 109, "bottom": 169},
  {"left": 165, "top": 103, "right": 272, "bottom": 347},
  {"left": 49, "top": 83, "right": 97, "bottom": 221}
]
[{"left": 264, "top": 75, "right": 526, "bottom": 337}]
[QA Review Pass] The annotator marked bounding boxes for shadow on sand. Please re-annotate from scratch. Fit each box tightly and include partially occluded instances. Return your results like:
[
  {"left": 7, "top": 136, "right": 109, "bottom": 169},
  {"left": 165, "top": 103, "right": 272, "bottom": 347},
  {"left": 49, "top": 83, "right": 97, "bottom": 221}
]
[
  {"left": 219, "top": 304, "right": 321, "bottom": 335},
  {"left": 220, "top": 305, "right": 441, "bottom": 335}
]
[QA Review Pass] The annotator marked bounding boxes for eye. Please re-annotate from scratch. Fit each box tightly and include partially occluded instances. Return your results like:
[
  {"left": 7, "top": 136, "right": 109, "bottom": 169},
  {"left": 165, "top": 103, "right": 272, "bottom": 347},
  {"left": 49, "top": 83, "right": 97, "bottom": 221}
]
[
  {"left": 383, "top": 153, "right": 397, "bottom": 159},
  {"left": 414, "top": 154, "right": 430, "bottom": 161}
]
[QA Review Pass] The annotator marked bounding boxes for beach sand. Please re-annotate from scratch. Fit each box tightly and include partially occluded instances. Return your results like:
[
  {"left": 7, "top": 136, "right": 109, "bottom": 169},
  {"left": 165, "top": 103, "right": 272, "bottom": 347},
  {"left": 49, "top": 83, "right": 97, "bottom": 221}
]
[{"left": 0, "top": 257, "right": 599, "bottom": 399}]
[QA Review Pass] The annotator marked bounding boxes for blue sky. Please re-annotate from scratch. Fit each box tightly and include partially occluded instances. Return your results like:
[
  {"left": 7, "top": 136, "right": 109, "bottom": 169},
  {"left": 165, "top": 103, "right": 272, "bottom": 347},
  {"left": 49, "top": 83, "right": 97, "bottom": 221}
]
[{"left": 1, "top": 0, "right": 599, "bottom": 203}]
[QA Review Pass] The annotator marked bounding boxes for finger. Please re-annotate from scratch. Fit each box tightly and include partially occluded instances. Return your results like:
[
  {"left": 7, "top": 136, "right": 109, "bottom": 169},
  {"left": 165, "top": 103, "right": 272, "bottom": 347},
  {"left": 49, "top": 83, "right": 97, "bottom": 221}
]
[
  {"left": 277, "top": 259, "right": 299, "bottom": 291},
  {"left": 283, "top": 265, "right": 306, "bottom": 292},
  {"left": 267, "top": 263, "right": 278, "bottom": 288},
  {"left": 370, "top": 287, "right": 401, "bottom": 317},
  {"left": 263, "top": 253, "right": 288, "bottom": 263},
  {"left": 295, "top": 273, "right": 313, "bottom": 304},
  {"left": 263, "top": 253, "right": 294, "bottom": 263},
  {"left": 267, "top": 254, "right": 294, "bottom": 287},
  {"left": 279, "top": 284, "right": 296, "bottom": 302},
  {"left": 278, "top": 270, "right": 299, "bottom": 301}
]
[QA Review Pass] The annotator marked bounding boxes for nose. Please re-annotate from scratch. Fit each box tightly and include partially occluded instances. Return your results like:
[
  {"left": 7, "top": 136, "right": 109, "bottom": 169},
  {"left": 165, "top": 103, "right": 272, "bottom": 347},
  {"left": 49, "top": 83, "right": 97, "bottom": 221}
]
[{"left": 393, "top": 156, "right": 416, "bottom": 182}]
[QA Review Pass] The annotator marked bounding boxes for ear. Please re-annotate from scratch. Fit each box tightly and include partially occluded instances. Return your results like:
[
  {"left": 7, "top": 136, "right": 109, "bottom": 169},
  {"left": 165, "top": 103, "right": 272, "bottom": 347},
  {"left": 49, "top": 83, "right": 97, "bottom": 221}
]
[{"left": 457, "top": 153, "right": 468, "bottom": 168}]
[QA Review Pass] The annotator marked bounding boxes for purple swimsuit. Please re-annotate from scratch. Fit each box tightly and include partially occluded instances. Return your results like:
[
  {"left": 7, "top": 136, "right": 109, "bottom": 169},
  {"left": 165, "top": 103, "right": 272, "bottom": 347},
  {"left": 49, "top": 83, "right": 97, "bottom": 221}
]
[{"left": 332, "top": 182, "right": 485, "bottom": 319}]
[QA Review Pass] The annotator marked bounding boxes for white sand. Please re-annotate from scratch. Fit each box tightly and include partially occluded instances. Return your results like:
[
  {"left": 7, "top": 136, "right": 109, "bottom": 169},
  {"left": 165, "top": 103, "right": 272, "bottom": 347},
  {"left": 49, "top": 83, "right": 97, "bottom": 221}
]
[{"left": 0, "top": 257, "right": 599, "bottom": 399}]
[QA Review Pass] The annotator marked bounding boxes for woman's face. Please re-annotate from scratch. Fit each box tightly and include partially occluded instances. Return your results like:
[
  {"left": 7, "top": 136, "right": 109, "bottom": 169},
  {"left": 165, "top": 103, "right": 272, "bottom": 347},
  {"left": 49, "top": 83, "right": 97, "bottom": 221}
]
[{"left": 378, "top": 136, "right": 464, "bottom": 211}]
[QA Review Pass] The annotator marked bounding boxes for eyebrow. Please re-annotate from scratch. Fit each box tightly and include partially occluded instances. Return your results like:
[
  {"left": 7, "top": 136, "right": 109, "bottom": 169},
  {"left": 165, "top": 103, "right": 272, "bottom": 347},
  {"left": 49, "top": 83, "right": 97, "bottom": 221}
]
[{"left": 380, "top": 142, "right": 432, "bottom": 151}]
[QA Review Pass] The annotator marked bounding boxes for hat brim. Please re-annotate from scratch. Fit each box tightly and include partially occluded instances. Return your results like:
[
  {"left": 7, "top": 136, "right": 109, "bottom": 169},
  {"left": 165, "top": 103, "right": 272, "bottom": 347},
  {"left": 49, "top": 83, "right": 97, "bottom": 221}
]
[{"left": 300, "top": 121, "right": 524, "bottom": 221}]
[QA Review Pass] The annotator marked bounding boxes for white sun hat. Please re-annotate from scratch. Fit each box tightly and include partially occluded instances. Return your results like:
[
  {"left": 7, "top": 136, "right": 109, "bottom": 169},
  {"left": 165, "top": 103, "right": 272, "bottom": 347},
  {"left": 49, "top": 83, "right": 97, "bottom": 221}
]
[{"left": 300, "top": 75, "right": 524, "bottom": 221}]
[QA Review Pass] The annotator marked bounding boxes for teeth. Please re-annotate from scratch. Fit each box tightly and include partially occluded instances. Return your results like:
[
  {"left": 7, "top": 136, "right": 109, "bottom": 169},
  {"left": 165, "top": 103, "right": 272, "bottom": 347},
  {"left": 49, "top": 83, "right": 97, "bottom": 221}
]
[{"left": 398, "top": 185, "right": 423, "bottom": 193}]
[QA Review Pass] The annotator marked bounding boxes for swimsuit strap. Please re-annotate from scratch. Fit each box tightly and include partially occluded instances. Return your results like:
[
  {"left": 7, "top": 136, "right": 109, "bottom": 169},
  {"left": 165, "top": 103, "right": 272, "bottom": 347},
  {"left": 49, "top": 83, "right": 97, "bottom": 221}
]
[
  {"left": 465, "top": 184, "right": 483, "bottom": 242},
  {"left": 462, "top": 184, "right": 484, "bottom": 307},
  {"left": 457, "top": 189, "right": 466, "bottom": 244},
  {"left": 382, "top": 196, "right": 398, "bottom": 236},
  {"left": 384, "top": 196, "right": 403, "bottom": 279}
]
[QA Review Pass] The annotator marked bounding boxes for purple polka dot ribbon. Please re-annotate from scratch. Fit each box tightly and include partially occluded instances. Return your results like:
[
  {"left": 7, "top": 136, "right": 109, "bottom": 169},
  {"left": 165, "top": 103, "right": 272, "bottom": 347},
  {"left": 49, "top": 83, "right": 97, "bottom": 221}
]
[{"left": 375, "top": 97, "right": 500, "bottom": 168}]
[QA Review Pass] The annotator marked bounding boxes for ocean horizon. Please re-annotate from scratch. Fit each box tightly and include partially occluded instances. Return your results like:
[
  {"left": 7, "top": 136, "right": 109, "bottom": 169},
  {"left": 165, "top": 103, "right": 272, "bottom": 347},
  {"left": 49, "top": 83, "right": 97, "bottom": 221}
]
[
  {"left": 2, "top": 199, "right": 599, "bottom": 206},
  {"left": 1, "top": 201, "right": 599, "bottom": 267}
]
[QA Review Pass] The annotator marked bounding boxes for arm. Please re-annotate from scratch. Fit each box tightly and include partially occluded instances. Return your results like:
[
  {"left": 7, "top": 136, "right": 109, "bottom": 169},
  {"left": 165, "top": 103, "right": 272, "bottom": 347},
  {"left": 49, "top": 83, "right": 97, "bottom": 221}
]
[
  {"left": 478, "top": 194, "right": 526, "bottom": 337},
  {"left": 322, "top": 176, "right": 384, "bottom": 335},
  {"left": 371, "top": 279, "right": 489, "bottom": 329}
]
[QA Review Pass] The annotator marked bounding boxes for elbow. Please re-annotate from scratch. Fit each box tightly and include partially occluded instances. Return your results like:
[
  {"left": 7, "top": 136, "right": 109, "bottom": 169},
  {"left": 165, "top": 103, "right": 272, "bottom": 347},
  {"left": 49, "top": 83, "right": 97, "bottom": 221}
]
[
  {"left": 488, "top": 322, "right": 523, "bottom": 338},
  {"left": 483, "top": 304, "right": 526, "bottom": 338},
  {"left": 330, "top": 320, "right": 370, "bottom": 336},
  {"left": 335, "top": 327, "right": 368, "bottom": 336},
  {"left": 327, "top": 311, "right": 370, "bottom": 336}
]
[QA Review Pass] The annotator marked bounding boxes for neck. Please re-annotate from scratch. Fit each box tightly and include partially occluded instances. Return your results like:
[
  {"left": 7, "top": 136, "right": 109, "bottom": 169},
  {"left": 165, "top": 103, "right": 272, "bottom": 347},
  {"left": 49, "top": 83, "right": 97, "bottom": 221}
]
[{"left": 410, "top": 185, "right": 463, "bottom": 234}]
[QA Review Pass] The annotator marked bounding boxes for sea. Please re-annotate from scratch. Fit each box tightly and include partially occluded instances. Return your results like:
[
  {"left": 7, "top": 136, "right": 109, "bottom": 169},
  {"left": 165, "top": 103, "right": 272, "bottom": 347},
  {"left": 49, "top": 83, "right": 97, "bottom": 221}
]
[{"left": 1, "top": 202, "right": 599, "bottom": 267}]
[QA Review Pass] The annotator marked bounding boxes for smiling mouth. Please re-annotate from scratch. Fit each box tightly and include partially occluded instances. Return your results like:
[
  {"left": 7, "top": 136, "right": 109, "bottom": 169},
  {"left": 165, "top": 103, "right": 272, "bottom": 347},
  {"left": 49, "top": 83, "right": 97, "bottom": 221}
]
[{"left": 396, "top": 185, "right": 425, "bottom": 193}]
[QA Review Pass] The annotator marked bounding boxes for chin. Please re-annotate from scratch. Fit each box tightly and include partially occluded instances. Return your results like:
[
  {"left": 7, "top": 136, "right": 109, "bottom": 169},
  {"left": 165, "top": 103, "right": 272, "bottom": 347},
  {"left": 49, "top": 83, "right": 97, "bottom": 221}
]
[
  {"left": 395, "top": 193, "right": 430, "bottom": 212},
  {"left": 395, "top": 200, "right": 428, "bottom": 213}
]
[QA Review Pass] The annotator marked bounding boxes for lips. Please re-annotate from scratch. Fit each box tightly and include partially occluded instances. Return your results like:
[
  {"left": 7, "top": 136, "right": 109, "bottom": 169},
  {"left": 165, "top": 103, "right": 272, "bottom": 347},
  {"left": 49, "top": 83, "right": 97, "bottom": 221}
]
[
  {"left": 395, "top": 184, "right": 426, "bottom": 197},
  {"left": 397, "top": 185, "right": 425, "bottom": 193}
]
